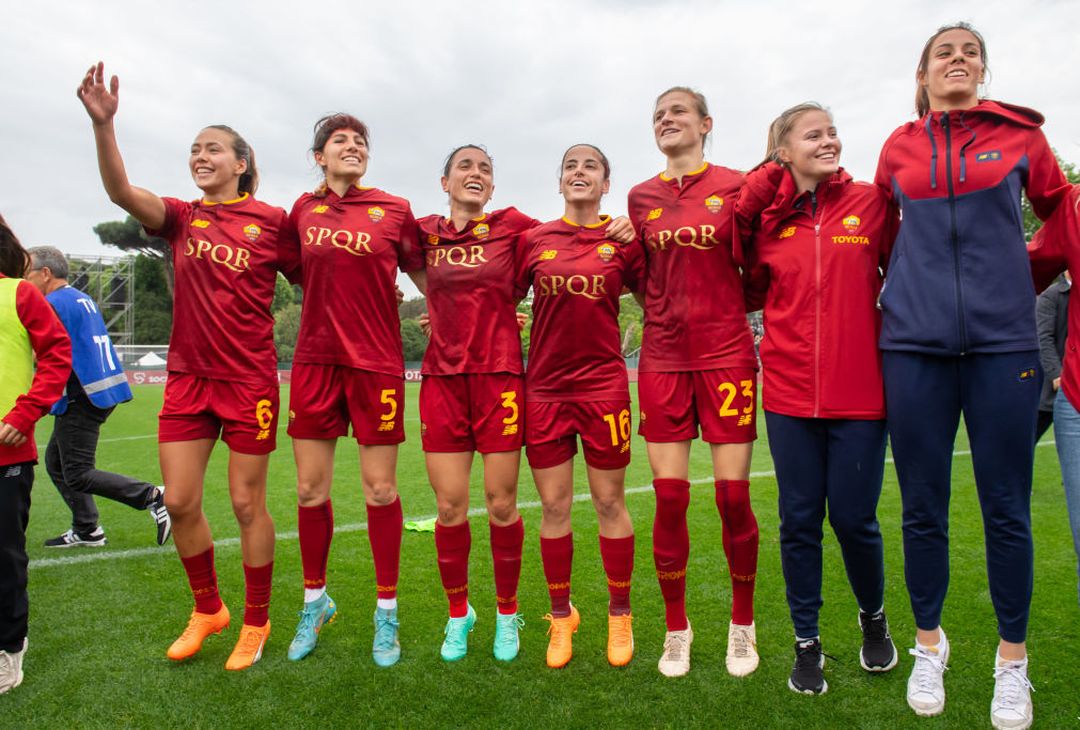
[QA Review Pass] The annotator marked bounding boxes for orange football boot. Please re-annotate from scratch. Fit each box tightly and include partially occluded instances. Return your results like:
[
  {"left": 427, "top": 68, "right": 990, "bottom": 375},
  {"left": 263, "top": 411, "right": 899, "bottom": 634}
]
[
  {"left": 544, "top": 605, "right": 580, "bottom": 669},
  {"left": 167, "top": 604, "right": 230, "bottom": 661},
  {"left": 607, "top": 613, "right": 634, "bottom": 667},
  {"left": 225, "top": 621, "right": 271, "bottom": 671}
]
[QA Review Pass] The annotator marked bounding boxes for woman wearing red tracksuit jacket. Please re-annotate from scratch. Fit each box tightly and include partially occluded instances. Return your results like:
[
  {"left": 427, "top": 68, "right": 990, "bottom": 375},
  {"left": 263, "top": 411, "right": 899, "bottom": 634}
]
[
  {"left": 0, "top": 214, "right": 71, "bottom": 694},
  {"left": 736, "top": 103, "right": 898, "bottom": 696},
  {"left": 875, "top": 23, "right": 1069, "bottom": 728}
]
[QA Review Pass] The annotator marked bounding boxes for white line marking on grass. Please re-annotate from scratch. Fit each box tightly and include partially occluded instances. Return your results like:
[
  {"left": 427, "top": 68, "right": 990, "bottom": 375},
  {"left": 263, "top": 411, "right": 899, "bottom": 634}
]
[{"left": 28, "top": 441, "right": 1057, "bottom": 570}]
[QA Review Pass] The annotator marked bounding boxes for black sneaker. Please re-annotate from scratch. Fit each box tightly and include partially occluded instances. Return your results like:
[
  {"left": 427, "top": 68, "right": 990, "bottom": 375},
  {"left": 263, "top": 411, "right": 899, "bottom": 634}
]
[
  {"left": 859, "top": 609, "right": 898, "bottom": 672},
  {"left": 43, "top": 527, "right": 107, "bottom": 548},
  {"left": 148, "top": 487, "right": 172, "bottom": 546},
  {"left": 789, "top": 638, "right": 827, "bottom": 695}
]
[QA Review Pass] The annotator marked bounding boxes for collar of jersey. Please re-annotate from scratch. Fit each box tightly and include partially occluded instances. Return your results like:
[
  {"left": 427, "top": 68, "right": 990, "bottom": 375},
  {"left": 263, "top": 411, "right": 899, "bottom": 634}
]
[
  {"left": 200, "top": 192, "right": 250, "bottom": 207},
  {"left": 561, "top": 214, "right": 611, "bottom": 229},
  {"left": 444, "top": 212, "right": 488, "bottom": 228},
  {"left": 659, "top": 162, "right": 709, "bottom": 182}
]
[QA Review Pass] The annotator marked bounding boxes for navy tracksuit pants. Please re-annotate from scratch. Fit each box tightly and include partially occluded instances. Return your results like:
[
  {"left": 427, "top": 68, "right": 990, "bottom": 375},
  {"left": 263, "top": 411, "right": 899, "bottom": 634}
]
[
  {"left": 883, "top": 351, "right": 1039, "bottom": 644},
  {"left": 765, "top": 411, "right": 887, "bottom": 638}
]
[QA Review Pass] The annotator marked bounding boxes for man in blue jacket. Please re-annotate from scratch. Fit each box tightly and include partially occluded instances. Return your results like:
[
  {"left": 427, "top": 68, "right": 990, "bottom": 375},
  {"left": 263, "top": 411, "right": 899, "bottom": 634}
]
[{"left": 26, "top": 247, "right": 170, "bottom": 547}]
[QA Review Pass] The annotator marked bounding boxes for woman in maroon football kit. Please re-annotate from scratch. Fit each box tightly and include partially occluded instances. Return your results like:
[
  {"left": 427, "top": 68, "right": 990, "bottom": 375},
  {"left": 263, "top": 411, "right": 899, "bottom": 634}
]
[
  {"left": 284, "top": 114, "right": 426, "bottom": 668},
  {"left": 517, "top": 144, "right": 645, "bottom": 669},
  {"left": 628, "top": 87, "right": 761, "bottom": 678},
  {"left": 77, "top": 62, "right": 297, "bottom": 671}
]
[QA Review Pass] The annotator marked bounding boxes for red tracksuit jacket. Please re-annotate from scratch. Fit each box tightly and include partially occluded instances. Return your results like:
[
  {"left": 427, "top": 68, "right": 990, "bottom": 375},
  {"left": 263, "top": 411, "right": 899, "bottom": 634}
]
[{"left": 738, "top": 167, "right": 897, "bottom": 419}]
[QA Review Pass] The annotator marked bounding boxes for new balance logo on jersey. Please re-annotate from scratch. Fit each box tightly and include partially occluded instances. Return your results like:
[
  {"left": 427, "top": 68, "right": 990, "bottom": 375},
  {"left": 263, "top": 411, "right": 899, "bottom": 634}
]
[
  {"left": 647, "top": 224, "right": 721, "bottom": 252},
  {"left": 2, "top": 465, "right": 22, "bottom": 478},
  {"left": 737, "top": 414, "right": 753, "bottom": 427},
  {"left": 536, "top": 274, "right": 606, "bottom": 300},
  {"left": 378, "top": 421, "right": 396, "bottom": 432},
  {"left": 426, "top": 245, "right": 487, "bottom": 268},
  {"left": 183, "top": 238, "right": 252, "bottom": 272},
  {"left": 502, "top": 424, "right": 518, "bottom": 436},
  {"left": 303, "top": 227, "right": 374, "bottom": 256}
]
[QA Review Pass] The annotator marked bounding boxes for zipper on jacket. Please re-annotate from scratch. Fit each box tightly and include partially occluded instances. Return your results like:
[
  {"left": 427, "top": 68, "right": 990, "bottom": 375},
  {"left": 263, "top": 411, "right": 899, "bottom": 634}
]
[
  {"left": 942, "top": 113, "right": 968, "bottom": 354},
  {"left": 812, "top": 191, "right": 823, "bottom": 418}
]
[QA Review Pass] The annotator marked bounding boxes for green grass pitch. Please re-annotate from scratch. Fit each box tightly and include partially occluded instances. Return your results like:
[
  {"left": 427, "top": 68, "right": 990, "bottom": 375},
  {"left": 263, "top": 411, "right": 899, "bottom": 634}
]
[{"left": 7, "top": 383, "right": 1079, "bottom": 728}]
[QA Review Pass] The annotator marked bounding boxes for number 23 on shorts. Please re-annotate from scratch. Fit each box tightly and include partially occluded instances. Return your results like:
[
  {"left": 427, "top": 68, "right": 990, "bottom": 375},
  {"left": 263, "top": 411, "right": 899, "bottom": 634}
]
[
  {"left": 717, "top": 380, "right": 754, "bottom": 427},
  {"left": 603, "top": 408, "right": 632, "bottom": 453}
]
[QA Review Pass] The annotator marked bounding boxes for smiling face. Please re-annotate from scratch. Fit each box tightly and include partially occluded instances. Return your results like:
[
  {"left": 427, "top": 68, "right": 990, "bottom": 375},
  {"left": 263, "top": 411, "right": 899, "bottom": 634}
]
[
  {"left": 653, "top": 90, "right": 712, "bottom": 157},
  {"left": 314, "top": 127, "right": 369, "bottom": 184},
  {"left": 559, "top": 145, "right": 610, "bottom": 204},
  {"left": 441, "top": 147, "right": 494, "bottom": 209},
  {"left": 776, "top": 110, "right": 841, "bottom": 189},
  {"left": 189, "top": 128, "right": 247, "bottom": 196},
  {"left": 919, "top": 28, "right": 985, "bottom": 112}
]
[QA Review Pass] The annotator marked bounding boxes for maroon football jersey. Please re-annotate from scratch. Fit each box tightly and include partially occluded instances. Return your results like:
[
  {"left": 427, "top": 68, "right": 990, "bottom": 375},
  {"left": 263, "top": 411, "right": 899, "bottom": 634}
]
[
  {"left": 149, "top": 195, "right": 298, "bottom": 385},
  {"left": 516, "top": 216, "right": 645, "bottom": 403},
  {"left": 628, "top": 163, "right": 757, "bottom": 372},
  {"left": 417, "top": 207, "right": 539, "bottom": 375},
  {"left": 289, "top": 184, "right": 422, "bottom": 375}
]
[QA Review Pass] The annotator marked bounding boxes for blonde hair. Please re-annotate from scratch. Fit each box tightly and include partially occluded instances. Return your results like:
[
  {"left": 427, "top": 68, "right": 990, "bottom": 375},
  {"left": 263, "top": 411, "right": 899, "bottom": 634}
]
[
  {"left": 762, "top": 102, "right": 831, "bottom": 167},
  {"left": 655, "top": 86, "right": 711, "bottom": 149}
]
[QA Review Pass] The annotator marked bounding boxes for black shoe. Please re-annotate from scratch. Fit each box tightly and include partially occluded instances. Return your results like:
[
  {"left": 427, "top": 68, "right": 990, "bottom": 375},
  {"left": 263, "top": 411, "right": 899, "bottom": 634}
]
[
  {"left": 789, "top": 638, "right": 827, "bottom": 695},
  {"left": 148, "top": 487, "right": 172, "bottom": 546},
  {"left": 43, "top": 527, "right": 107, "bottom": 548},
  {"left": 859, "top": 609, "right": 898, "bottom": 672}
]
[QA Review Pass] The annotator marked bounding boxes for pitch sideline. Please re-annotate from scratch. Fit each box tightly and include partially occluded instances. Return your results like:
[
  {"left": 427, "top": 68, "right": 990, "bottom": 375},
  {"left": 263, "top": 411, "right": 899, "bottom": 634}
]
[{"left": 28, "top": 442, "right": 1056, "bottom": 569}]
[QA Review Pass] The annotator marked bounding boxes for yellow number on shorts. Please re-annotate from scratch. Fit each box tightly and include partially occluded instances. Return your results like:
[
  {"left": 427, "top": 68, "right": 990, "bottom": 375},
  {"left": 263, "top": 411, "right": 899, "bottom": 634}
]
[
  {"left": 739, "top": 379, "right": 754, "bottom": 414},
  {"left": 379, "top": 389, "right": 398, "bottom": 422},
  {"left": 500, "top": 391, "right": 519, "bottom": 425},
  {"left": 255, "top": 399, "right": 274, "bottom": 429},
  {"left": 718, "top": 380, "right": 755, "bottom": 418},
  {"left": 717, "top": 382, "right": 739, "bottom": 417},
  {"left": 602, "top": 409, "right": 631, "bottom": 446}
]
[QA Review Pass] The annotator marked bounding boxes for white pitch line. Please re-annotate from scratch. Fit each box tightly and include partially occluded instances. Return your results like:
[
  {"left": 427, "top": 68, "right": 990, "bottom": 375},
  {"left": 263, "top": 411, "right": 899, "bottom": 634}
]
[{"left": 28, "top": 441, "right": 1057, "bottom": 570}]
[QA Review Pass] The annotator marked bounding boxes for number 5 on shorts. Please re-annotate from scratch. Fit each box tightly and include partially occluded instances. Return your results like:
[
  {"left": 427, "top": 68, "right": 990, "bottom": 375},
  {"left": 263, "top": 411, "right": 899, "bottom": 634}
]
[{"left": 379, "top": 388, "right": 398, "bottom": 421}]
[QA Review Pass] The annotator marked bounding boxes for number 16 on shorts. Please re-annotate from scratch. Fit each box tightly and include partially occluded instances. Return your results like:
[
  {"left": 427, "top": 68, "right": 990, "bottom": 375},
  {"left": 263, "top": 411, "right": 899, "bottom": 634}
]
[{"left": 602, "top": 408, "right": 632, "bottom": 455}]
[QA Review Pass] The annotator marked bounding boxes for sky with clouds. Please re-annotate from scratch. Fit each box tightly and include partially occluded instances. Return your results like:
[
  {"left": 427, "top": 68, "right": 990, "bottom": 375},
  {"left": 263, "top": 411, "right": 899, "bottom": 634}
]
[{"left": 2, "top": 0, "right": 1078, "bottom": 295}]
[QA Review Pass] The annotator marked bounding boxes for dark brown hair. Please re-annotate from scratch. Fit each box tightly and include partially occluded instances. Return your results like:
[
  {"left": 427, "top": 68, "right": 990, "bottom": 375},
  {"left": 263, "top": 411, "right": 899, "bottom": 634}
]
[
  {"left": 915, "top": 22, "right": 989, "bottom": 117},
  {"left": 442, "top": 144, "right": 492, "bottom": 177},
  {"left": 312, "top": 113, "right": 369, "bottom": 157},
  {"left": 560, "top": 144, "right": 611, "bottom": 181},
  {"left": 0, "top": 213, "right": 31, "bottom": 278},
  {"left": 204, "top": 124, "right": 258, "bottom": 194}
]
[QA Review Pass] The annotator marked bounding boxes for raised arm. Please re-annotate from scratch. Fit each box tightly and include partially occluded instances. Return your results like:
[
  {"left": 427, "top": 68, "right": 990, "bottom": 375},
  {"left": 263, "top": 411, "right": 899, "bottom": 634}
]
[{"left": 77, "top": 62, "right": 167, "bottom": 230}]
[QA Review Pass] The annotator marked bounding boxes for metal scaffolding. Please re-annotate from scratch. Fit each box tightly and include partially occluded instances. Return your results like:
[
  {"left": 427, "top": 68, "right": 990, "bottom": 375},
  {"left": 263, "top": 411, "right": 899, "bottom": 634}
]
[{"left": 67, "top": 255, "right": 135, "bottom": 346}]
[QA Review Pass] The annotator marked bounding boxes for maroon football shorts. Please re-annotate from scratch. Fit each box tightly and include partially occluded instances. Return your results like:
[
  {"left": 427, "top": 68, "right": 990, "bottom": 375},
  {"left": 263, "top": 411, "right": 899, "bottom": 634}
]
[
  {"left": 158, "top": 371, "right": 279, "bottom": 454},
  {"left": 287, "top": 363, "right": 405, "bottom": 444},
  {"left": 525, "top": 399, "right": 632, "bottom": 470},
  {"left": 419, "top": 373, "right": 524, "bottom": 453},
  {"left": 637, "top": 368, "right": 757, "bottom": 444}
]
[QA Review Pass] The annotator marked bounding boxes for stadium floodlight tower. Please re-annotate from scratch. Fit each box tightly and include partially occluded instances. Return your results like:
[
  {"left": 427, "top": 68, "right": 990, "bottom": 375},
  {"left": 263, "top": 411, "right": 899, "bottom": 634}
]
[{"left": 67, "top": 254, "right": 135, "bottom": 346}]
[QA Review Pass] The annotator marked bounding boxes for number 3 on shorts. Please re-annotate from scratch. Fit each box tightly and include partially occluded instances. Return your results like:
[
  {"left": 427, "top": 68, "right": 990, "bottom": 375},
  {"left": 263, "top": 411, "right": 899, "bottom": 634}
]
[
  {"left": 717, "top": 380, "right": 755, "bottom": 425},
  {"left": 379, "top": 388, "right": 398, "bottom": 421},
  {"left": 500, "top": 391, "right": 519, "bottom": 425}
]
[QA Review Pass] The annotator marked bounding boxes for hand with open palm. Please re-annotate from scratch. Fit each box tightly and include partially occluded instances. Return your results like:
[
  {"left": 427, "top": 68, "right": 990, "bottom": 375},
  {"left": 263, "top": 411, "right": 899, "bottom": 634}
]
[{"left": 77, "top": 61, "right": 119, "bottom": 125}]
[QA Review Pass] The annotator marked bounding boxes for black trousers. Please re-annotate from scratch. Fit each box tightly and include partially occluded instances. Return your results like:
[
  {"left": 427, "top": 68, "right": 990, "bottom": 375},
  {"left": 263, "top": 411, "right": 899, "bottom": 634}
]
[
  {"left": 44, "top": 387, "right": 155, "bottom": 533},
  {"left": 0, "top": 462, "right": 32, "bottom": 651}
]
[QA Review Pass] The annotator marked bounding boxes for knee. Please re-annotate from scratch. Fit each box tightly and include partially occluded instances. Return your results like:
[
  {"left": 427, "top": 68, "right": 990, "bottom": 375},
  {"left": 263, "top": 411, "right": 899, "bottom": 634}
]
[
  {"left": 592, "top": 493, "right": 625, "bottom": 524},
  {"left": 828, "top": 511, "right": 875, "bottom": 543},
  {"left": 164, "top": 492, "right": 201, "bottom": 522},
  {"left": 296, "top": 476, "right": 330, "bottom": 506},
  {"left": 541, "top": 497, "right": 572, "bottom": 526},
  {"left": 485, "top": 491, "right": 517, "bottom": 524},
  {"left": 654, "top": 485, "right": 690, "bottom": 527},
  {"left": 436, "top": 495, "right": 469, "bottom": 525},
  {"left": 231, "top": 493, "right": 268, "bottom": 527},
  {"left": 64, "top": 468, "right": 93, "bottom": 494},
  {"left": 365, "top": 478, "right": 398, "bottom": 506}
]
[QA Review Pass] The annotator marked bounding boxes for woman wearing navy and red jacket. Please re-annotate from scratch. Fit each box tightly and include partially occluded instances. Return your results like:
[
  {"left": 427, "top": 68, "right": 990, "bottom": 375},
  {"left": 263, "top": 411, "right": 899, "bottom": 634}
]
[
  {"left": 875, "top": 24, "right": 1069, "bottom": 727},
  {"left": 79, "top": 62, "right": 300, "bottom": 671},
  {"left": 0, "top": 214, "right": 71, "bottom": 694},
  {"left": 736, "top": 103, "right": 898, "bottom": 696}
]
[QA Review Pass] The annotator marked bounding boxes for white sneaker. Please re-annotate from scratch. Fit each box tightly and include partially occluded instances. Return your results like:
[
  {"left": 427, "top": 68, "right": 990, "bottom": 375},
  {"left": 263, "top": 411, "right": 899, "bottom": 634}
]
[
  {"left": 906, "top": 630, "right": 950, "bottom": 716},
  {"left": 991, "top": 655, "right": 1034, "bottom": 730},
  {"left": 726, "top": 621, "right": 759, "bottom": 677},
  {"left": 658, "top": 623, "right": 693, "bottom": 677},
  {"left": 0, "top": 637, "right": 27, "bottom": 694}
]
